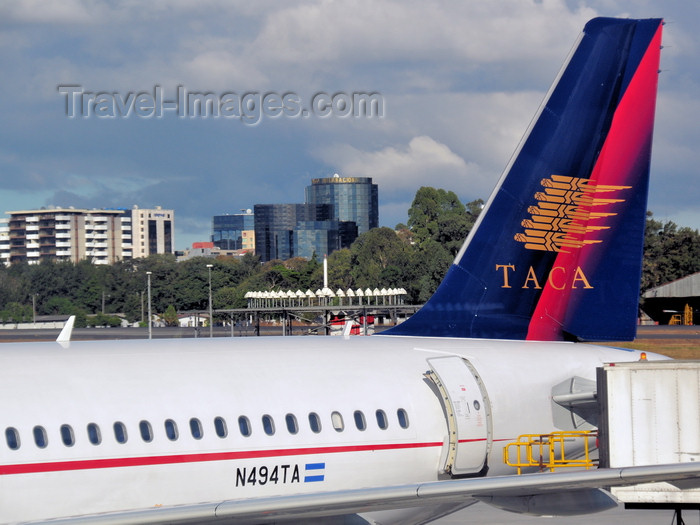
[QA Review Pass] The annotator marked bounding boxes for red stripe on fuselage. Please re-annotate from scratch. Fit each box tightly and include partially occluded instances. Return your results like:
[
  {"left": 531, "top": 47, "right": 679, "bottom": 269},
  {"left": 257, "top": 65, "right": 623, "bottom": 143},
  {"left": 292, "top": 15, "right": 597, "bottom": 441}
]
[{"left": 0, "top": 441, "right": 446, "bottom": 476}]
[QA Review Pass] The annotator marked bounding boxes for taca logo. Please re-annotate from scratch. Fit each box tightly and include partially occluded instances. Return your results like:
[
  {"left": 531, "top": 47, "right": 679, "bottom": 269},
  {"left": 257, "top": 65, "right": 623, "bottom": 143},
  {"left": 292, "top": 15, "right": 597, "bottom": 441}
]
[{"left": 514, "top": 175, "right": 629, "bottom": 252}]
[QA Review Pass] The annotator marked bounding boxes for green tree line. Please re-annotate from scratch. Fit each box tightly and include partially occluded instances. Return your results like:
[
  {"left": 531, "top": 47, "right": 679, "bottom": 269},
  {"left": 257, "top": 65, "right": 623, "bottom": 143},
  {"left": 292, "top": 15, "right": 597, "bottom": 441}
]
[{"left": 0, "top": 187, "right": 697, "bottom": 323}]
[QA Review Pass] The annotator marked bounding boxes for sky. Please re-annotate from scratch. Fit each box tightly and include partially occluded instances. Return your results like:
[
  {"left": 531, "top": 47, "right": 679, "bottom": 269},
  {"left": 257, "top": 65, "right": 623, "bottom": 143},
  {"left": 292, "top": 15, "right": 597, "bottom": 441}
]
[{"left": 0, "top": 0, "right": 698, "bottom": 250}]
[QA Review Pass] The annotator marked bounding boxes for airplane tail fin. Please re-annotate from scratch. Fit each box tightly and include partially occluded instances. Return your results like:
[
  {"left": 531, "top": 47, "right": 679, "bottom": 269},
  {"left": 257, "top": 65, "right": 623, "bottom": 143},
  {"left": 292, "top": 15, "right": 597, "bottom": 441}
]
[{"left": 384, "top": 17, "right": 663, "bottom": 341}]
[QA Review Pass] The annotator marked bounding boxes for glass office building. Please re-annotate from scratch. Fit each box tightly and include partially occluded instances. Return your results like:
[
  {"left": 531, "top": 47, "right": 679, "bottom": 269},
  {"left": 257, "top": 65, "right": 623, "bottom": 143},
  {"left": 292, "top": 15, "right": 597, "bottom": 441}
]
[
  {"left": 294, "top": 220, "right": 358, "bottom": 260},
  {"left": 305, "top": 175, "right": 378, "bottom": 235},
  {"left": 251, "top": 175, "right": 377, "bottom": 261},
  {"left": 212, "top": 211, "right": 254, "bottom": 250},
  {"left": 254, "top": 204, "right": 333, "bottom": 262}
]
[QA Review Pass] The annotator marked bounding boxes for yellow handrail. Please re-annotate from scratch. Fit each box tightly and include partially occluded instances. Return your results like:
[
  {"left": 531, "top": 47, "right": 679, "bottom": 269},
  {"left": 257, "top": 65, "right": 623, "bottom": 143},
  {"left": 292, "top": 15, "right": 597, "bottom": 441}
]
[{"left": 503, "top": 430, "right": 597, "bottom": 475}]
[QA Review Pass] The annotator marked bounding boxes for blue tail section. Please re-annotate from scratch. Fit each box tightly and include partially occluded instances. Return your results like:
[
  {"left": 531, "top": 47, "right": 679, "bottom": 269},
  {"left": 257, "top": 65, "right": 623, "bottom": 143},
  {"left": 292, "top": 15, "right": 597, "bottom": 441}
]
[{"left": 383, "top": 18, "right": 663, "bottom": 341}]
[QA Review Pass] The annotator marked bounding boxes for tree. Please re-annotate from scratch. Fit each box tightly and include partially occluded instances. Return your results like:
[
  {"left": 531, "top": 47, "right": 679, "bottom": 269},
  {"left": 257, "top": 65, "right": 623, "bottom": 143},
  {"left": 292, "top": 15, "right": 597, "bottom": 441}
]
[
  {"left": 349, "top": 228, "right": 411, "bottom": 288},
  {"left": 138, "top": 254, "right": 179, "bottom": 313},
  {"left": 42, "top": 296, "right": 80, "bottom": 315},
  {"left": 407, "top": 239, "right": 454, "bottom": 303},
  {"left": 163, "top": 305, "right": 179, "bottom": 327},
  {"left": 122, "top": 292, "right": 143, "bottom": 323},
  {"left": 642, "top": 214, "right": 700, "bottom": 292},
  {"left": 408, "top": 187, "right": 466, "bottom": 252},
  {"left": 86, "top": 313, "right": 122, "bottom": 327},
  {"left": 238, "top": 252, "right": 262, "bottom": 277},
  {"left": 404, "top": 188, "right": 483, "bottom": 302},
  {"left": 215, "top": 286, "right": 247, "bottom": 309},
  {"left": 73, "top": 261, "right": 106, "bottom": 313},
  {"left": 173, "top": 259, "right": 210, "bottom": 311},
  {"left": 297, "top": 255, "right": 321, "bottom": 291},
  {"left": 324, "top": 249, "right": 353, "bottom": 290},
  {"left": 394, "top": 223, "right": 414, "bottom": 245},
  {"left": 0, "top": 302, "right": 32, "bottom": 323},
  {"left": 261, "top": 263, "right": 297, "bottom": 290}
]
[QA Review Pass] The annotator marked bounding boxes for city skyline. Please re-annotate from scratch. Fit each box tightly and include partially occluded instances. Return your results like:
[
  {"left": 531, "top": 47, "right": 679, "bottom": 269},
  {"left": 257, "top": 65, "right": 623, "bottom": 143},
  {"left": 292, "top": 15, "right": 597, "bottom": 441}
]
[
  {"left": 0, "top": 173, "right": 377, "bottom": 263},
  {"left": 1, "top": 2, "right": 698, "bottom": 250}
]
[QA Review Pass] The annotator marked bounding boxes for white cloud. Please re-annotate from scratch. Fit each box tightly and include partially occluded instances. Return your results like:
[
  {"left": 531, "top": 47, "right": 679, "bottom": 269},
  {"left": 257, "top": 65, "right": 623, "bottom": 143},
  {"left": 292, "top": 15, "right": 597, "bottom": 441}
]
[
  {"left": 305, "top": 88, "right": 543, "bottom": 207},
  {"left": 252, "top": 0, "right": 597, "bottom": 67},
  {"left": 180, "top": 50, "right": 270, "bottom": 90},
  {"left": 0, "top": 0, "right": 98, "bottom": 24},
  {"left": 318, "top": 135, "right": 474, "bottom": 196}
]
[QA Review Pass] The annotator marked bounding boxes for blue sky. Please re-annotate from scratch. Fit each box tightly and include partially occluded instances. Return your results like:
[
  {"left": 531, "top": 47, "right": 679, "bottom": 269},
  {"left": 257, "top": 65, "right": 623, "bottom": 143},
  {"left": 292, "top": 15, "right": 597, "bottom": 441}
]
[{"left": 1, "top": 0, "right": 697, "bottom": 250}]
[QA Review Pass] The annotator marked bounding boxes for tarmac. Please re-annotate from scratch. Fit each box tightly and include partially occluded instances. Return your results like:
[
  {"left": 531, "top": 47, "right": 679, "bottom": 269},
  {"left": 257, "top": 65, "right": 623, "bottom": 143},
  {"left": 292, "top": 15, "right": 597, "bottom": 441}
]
[{"left": 0, "top": 323, "right": 697, "bottom": 343}]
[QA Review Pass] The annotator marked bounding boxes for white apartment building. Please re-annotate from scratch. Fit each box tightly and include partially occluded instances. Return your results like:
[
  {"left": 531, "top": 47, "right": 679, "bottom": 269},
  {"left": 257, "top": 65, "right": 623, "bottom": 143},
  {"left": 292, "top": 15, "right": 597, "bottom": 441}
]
[
  {"left": 0, "top": 219, "right": 10, "bottom": 266},
  {"left": 0, "top": 206, "right": 174, "bottom": 265}
]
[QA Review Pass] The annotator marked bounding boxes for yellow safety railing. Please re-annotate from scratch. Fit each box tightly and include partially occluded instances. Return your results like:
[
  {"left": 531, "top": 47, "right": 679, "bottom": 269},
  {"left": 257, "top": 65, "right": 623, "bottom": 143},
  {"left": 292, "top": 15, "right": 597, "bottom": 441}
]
[{"left": 503, "top": 430, "right": 597, "bottom": 475}]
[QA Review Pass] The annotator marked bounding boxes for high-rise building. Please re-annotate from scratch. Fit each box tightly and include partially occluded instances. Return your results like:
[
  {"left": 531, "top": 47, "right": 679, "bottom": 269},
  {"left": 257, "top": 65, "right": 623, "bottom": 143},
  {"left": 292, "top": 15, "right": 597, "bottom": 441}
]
[
  {"left": 251, "top": 174, "right": 378, "bottom": 262},
  {"left": 254, "top": 204, "right": 333, "bottom": 262},
  {"left": 212, "top": 210, "right": 255, "bottom": 251},
  {"left": 1, "top": 208, "right": 128, "bottom": 265},
  {"left": 127, "top": 206, "right": 175, "bottom": 258},
  {"left": 305, "top": 174, "right": 378, "bottom": 235},
  {"left": 0, "top": 205, "right": 175, "bottom": 265},
  {"left": 294, "top": 220, "right": 358, "bottom": 260}
]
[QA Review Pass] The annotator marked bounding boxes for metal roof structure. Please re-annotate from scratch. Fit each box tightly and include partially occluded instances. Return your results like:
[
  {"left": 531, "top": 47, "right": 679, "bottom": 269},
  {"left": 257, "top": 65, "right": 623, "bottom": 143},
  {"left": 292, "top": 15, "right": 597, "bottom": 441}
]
[
  {"left": 643, "top": 272, "right": 700, "bottom": 299},
  {"left": 642, "top": 272, "right": 700, "bottom": 325}
]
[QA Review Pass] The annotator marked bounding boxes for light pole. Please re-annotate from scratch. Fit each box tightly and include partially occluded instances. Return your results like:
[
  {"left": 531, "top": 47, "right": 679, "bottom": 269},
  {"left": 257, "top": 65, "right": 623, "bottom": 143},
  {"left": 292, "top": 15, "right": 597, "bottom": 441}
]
[
  {"left": 146, "top": 271, "right": 152, "bottom": 340},
  {"left": 101, "top": 291, "right": 110, "bottom": 314},
  {"left": 207, "top": 264, "right": 213, "bottom": 338}
]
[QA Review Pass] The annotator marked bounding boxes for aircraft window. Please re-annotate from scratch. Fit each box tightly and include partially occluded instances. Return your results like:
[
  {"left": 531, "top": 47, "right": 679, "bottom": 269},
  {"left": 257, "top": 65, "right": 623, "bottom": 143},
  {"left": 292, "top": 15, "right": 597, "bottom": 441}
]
[
  {"left": 5, "top": 427, "right": 20, "bottom": 450},
  {"left": 262, "top": 415, "right": 275, "bottom": 436},
  {"left": 190, "top": 418, "right": 203, "bottom": 440},
  {"left": 139, "top": 420, "right": 153, "bottom": 443},
  {"left": 354, "top": 411, "right": 366, "bottom": 431},
  {"left": 308, "top": 412, "right": 322, "bottom": 433},
  {"left": 376, "top": 410, "right": 388, "bottom": 429},
  {"left": 60, "top": 424, "right": 75, "bottom": 447},
  {"left": 87, "top": 423, "right": 101, "bottom": 445},
  {"left": 397, "top": 409, "right": 409, "bottom": 429},
  {"left": 238, "top": 416, "right": 251, "bottom": 437},
  {"left": 331, "top": 411, "right": 344, "bottom": 432},
  {"left": 214, "top": 417, "right": 228, "bottom": 438},
  {"left": 114, "top": 422, "right": 128, "bottom": 444},
  {"left": 165, "top": 419, "right": 178, "bottom": 441},
  {"left": 33, "top": 426, "right": 48, "bottom": 448},
  {"left": 285, "top": 413, "right": 298, "bottom": 434}
]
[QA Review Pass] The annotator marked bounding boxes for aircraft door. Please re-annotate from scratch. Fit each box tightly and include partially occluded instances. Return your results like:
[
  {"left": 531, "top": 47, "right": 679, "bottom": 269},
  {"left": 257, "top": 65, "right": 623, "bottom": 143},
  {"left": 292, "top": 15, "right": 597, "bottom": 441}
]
[{"left": 426, "top": 356, "right": 492, "bottom": 477}]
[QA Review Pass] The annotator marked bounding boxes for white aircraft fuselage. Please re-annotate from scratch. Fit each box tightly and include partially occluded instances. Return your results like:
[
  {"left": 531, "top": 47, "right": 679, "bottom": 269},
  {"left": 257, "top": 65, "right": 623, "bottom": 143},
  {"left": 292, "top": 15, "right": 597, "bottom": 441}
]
[{"left": 0, "top": 335, "right": 653, "bottom": 523}]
